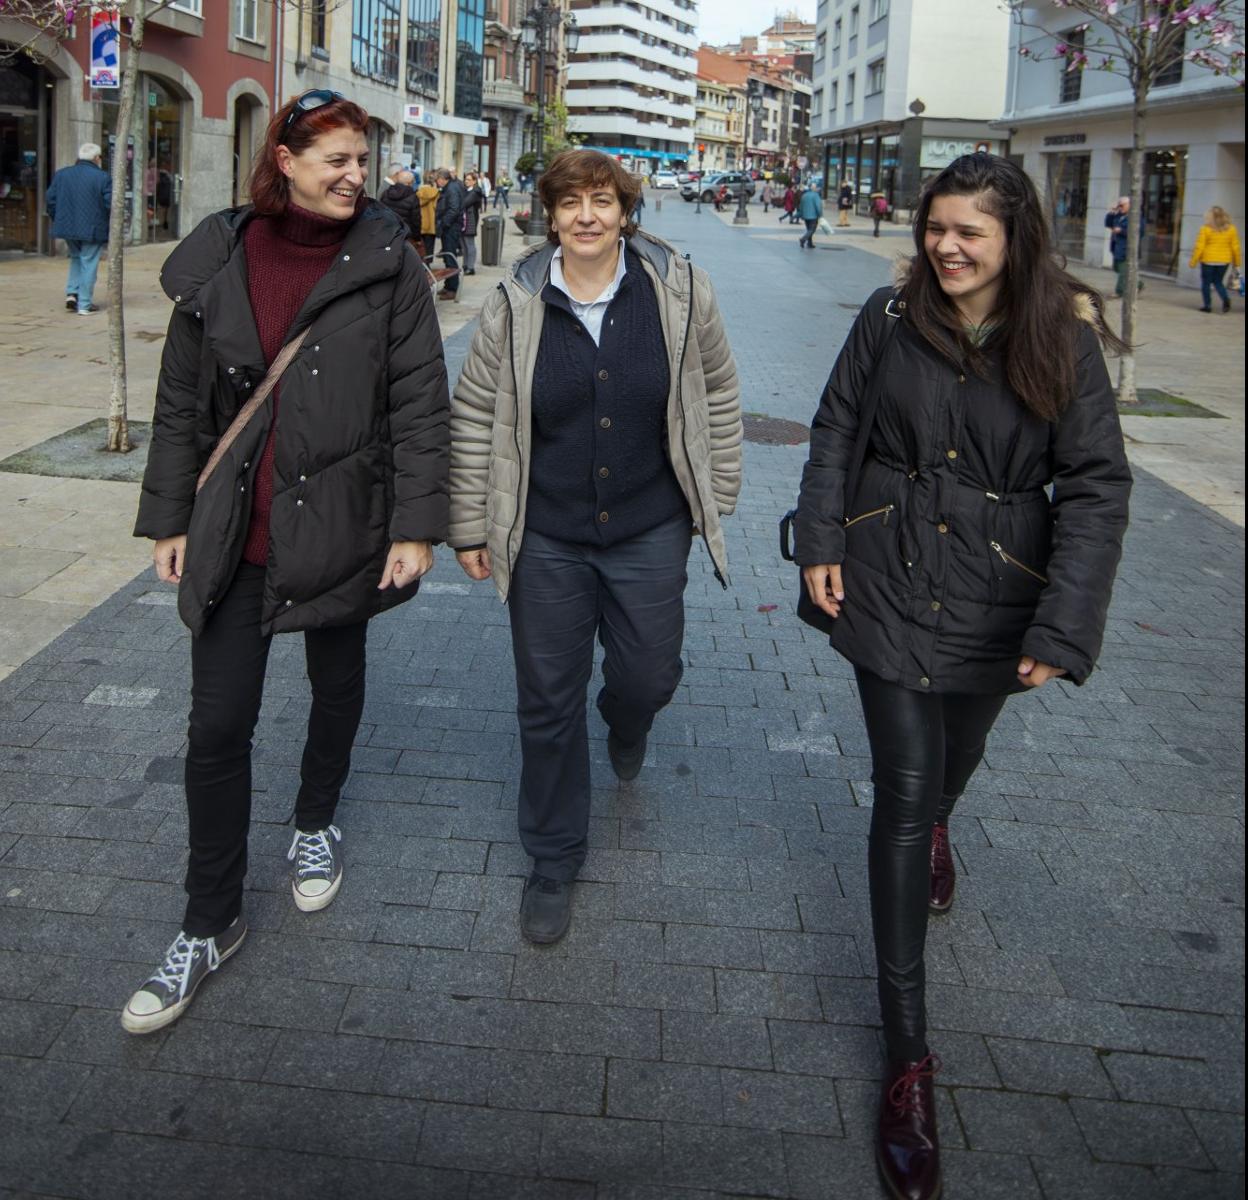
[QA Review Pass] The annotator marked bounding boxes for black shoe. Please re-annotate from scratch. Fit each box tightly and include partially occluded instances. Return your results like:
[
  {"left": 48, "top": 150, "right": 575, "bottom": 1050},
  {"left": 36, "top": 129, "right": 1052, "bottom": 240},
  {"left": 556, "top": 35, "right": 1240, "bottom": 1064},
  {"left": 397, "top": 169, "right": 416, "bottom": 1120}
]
[
  {"left": 520, "top": 873, "right": 573, "bottom": 944},
  {"left": 1222, "top": 299, "right": 1231, "bottom": 313},
  {"left": 463, "top": 269, "right": 476, "bottom": 275},
  {"left": 1199, "top": 306, "right": 1212, "bottom": 313},
  {"left": 607, "top": 731, "right": 646, "bottom": 781},
  {"left": 65, "top": 296, "right": 77, "bottom": 311}
]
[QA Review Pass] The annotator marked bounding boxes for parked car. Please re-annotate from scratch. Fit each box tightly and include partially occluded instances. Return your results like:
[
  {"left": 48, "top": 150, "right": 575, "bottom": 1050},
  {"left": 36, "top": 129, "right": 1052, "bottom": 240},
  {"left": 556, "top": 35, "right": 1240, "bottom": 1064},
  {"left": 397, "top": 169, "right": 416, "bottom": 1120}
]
[
  {"left": 652, "top": 170, "right": 679, "bottom": 189},
  {"left": 676, "top": 171, "right": 703, "bottom": 184},
  {"left": 680, "top": 172, "right": 756, "bottom": 203}
]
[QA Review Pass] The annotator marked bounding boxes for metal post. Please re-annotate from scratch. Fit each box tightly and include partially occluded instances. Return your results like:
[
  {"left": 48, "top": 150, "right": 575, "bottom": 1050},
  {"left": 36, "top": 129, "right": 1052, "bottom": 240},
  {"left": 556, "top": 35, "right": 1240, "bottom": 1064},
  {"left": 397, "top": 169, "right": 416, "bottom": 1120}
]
[
  {"left": 695, "top": 147, "right": 704, "bottom": 214},
  {"left": 525, "top": 1, "right": 551, "bottom": 241},
  {"left": 733, "top": 90, "right": 751, "bottom": 226}
]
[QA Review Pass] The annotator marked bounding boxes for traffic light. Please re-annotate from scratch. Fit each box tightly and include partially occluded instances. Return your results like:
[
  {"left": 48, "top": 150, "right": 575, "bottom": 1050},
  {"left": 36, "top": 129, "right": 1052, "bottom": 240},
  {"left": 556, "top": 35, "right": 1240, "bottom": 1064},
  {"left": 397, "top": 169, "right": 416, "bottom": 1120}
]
[{"left": 698, "top": 143, "right": 705, "bottom": 153}]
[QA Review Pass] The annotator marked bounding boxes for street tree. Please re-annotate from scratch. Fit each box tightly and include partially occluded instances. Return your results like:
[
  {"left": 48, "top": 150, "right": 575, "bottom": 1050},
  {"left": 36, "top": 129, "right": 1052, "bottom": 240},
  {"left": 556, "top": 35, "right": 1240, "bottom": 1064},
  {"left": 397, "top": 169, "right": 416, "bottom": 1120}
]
[{"left": 1007, "top": 1, "right": 1244, "bottom": 404}]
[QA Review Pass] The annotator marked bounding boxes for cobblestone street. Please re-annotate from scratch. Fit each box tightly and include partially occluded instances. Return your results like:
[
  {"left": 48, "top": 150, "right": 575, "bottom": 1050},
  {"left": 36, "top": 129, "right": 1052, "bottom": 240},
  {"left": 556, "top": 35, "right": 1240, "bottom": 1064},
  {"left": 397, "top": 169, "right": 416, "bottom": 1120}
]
[{"left": 0, "top": 196, "right": 1243, "bottom": 1199}]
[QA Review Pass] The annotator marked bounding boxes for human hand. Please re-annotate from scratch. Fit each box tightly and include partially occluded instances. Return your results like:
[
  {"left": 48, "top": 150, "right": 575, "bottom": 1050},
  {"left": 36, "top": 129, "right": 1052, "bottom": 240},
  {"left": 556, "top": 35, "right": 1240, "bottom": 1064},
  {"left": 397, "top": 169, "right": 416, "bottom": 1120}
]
[
  {"left": 1016, "top": 656, "right": 1068, "bottom": 688},
  {"left": 153, "top": 535, "right": 187, "bottom": 584},
  {"left": 379, "top": 540, "right": 433, "bottom": 589},
  {"left": 801, "top": 563, "right": 844, "bottom": 619},
  {"left": 456, "top": 548, "right": 492, "bottom": 581}
]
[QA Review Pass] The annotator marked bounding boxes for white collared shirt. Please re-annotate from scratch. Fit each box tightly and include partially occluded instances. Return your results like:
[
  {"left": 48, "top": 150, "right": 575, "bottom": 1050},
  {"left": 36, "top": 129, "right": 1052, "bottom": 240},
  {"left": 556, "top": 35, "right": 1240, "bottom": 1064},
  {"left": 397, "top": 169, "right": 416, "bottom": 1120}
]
[{"left": 549, "top": 239, "right": 627, "bottom": 346}]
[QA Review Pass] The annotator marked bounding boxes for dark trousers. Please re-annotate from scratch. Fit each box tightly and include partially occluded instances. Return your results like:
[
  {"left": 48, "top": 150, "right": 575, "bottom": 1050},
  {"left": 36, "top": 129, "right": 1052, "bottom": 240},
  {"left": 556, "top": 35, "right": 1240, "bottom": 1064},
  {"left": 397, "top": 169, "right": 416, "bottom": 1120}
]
[
  {"left": 421, "top": 233, "right": 437, "bottom": 261},
  {"left": 440, "top": 227, "right": 461, "bottom": 294},
  {"left": 854, "top": 667, "right": 1007, "bottom": 1061},
  {"left": 508, "top": 514, "right": 691, "bottom": 880},
  {"left": 800, "top": 218, "right": 818, "bottom": 247},
  {"left": 183, "top": 563, "right": 367, "bottom": 937},
  {"left": 1200, "top": 263, "right": 1230, "bottom": 308}
]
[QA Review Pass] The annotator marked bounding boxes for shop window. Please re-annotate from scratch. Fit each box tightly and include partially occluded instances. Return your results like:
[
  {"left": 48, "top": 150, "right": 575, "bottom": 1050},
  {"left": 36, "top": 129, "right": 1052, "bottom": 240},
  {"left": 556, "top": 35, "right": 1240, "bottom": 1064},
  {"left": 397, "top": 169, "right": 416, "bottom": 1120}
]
[
  {"left": 1048, "top": 151, "right": 1089, "bottom": 259},
  {"left": 1125, "top": 148, "right": 1187, "bottom": 275}
]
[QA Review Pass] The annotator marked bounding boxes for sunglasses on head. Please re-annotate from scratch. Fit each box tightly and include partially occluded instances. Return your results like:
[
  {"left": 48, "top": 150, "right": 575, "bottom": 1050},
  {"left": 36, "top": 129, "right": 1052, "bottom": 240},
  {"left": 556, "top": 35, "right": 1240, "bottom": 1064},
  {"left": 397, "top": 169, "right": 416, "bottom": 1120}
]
[{"left": 281, "top": 89, "right": 346, "bottom": 139}]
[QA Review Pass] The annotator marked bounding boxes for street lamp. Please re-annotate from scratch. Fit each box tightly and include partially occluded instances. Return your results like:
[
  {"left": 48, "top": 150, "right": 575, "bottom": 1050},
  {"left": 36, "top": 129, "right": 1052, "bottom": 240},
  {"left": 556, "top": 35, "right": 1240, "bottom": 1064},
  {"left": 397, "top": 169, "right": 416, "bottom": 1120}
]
[
  {"left": 522, "top": 0, "right": 579, "bottom": 240},
  {"left": 734, "top": 82, "right": 763, "bottom": 226}
]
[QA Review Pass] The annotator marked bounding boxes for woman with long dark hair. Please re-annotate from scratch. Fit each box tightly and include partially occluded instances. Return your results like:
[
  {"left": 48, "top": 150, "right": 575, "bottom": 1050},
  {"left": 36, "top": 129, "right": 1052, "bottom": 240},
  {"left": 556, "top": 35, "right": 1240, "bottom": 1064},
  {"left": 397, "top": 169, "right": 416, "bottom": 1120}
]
[
  {"left": 794, "top": 154, "right": 1131, "bottom": 1199},
  {"left": 124, "top": 91, "right": 449, "bottom": 1034}
]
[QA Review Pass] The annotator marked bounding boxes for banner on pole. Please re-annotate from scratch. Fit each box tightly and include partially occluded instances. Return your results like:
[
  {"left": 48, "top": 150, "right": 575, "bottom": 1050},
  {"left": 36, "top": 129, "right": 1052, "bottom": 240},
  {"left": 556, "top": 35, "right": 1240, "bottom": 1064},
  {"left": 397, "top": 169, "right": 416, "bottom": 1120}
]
[{"left": 91, "top": 7, "right": 121, "bottom": 89}]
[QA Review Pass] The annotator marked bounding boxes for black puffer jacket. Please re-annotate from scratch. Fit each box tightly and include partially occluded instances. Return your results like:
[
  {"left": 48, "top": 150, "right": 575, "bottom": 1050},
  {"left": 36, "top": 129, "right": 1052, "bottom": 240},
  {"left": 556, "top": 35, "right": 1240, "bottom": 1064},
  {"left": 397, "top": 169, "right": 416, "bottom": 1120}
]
[
  {"left": 134, "top": 202, "right": 450, "bottom": 638},
  {"left": 379, "top": 182, "right": 418, "bottom": 237},
  {"left": 794, "top": 287, "right": 1131, "bottom": 694},
  {"left": 461, "top": 186, "right": 485, "bottom": 236}
]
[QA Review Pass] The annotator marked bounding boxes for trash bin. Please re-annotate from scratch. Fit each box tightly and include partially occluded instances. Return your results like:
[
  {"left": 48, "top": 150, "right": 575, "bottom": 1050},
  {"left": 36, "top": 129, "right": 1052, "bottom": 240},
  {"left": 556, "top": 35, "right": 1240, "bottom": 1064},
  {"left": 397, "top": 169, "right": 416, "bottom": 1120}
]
[{"left": 480, "top": 214, "right": 504, "bottom": 267}]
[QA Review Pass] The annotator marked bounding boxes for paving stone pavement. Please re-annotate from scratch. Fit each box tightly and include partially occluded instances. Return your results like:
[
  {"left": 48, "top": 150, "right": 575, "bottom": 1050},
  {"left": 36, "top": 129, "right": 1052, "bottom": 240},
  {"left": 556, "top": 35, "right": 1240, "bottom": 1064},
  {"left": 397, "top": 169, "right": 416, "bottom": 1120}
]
[{"left": 0, "top": 198, "right": 1244, "bottom": 1199}]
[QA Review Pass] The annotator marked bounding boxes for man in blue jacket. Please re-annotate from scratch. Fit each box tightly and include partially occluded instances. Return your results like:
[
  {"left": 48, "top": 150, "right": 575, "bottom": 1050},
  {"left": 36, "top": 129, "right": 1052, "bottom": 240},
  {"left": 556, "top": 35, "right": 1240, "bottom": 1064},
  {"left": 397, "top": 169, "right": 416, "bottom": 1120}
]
[
  {"left": 797, "top": 183, "right": 824, "bottom": 249},
  {"left": 46, "top": 143, "right": 111, "bottom": 315}
]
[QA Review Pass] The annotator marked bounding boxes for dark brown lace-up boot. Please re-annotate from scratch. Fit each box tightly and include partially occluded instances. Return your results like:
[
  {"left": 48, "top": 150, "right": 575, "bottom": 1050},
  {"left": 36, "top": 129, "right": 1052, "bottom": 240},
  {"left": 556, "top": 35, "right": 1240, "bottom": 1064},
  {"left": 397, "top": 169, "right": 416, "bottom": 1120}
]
[
  {"left": 929, "top": 822, "right": 955, "bottom": 914},
  {"left": 876, "top": 1052, "right": 942, "bottom": 1200}
]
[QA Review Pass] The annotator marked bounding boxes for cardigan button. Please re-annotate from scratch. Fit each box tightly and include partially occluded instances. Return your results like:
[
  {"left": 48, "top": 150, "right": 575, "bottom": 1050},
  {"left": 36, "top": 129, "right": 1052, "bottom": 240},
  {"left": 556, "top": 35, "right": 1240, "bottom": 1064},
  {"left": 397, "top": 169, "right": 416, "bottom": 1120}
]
[
  {"left": 599, "top": 511, "right": 610, "bottom": 523},
  {"left": 598, "top": 467, "right": 609, "bottom": 478},
  {"left": 599, "top": 417, "right": 611, "bottom": 429},
  {"left": 597, "top": 369, "right": 609, "bottom": 381}
]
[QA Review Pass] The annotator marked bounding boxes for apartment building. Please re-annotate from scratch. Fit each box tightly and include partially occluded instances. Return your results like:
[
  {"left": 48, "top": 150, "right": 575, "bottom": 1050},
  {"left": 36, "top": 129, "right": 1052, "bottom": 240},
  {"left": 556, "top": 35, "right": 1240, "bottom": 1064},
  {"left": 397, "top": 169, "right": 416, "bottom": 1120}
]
[
  {"left": 565, "top": 0, "right": 699, "bottom": 172},
  {"left": 997, "top": 1, "right": 1244, "bottom": 286},
  {"left": 693, "top": 75, "right": 740, "bottom": 175},
  {"left": 809, "top": 0, "right": 1010, "bottom": 211},
  {"left": 697, "top": 46, "right": 796, "bottom": 172}
]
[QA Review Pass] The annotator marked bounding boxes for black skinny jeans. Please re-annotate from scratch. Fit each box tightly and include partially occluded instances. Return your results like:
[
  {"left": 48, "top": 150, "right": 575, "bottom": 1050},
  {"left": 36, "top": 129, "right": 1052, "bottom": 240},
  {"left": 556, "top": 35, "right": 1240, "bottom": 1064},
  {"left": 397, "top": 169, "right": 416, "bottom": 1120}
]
[
  {"left": 183, "top": 563, "right": 367, "bottom": 937},
  {"left": 855, "top": 667, "right": 1007, "bottom": 1062}
]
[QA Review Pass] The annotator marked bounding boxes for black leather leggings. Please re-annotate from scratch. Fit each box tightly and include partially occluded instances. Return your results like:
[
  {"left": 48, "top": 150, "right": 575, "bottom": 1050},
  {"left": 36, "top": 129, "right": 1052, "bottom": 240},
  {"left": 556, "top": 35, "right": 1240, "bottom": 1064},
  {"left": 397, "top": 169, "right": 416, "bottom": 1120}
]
[{"left": 855, "top": 668, "right": 1008, "bottom": 1061}]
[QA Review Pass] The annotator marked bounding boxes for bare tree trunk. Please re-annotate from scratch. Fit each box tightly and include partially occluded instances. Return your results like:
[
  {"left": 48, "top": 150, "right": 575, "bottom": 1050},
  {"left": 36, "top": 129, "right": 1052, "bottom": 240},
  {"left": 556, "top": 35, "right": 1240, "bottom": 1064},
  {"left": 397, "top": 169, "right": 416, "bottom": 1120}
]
[
  {"left": 103, "top": 2, "right": 148, "bottom": 453},
  {"left": 1117, "top": 90, "right": 1146, "bottom": 406}
]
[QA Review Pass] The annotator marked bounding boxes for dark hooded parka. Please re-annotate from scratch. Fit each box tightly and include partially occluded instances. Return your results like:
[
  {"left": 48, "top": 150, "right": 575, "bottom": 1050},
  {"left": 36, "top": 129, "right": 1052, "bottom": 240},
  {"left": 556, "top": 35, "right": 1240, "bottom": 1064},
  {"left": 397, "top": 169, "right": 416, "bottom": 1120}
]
[
  {"left": 794, "top": 286, "right": 1132, "bottom": 695},
  {"left": 134, "top": 202, "right": 450, "bottom": 638}
]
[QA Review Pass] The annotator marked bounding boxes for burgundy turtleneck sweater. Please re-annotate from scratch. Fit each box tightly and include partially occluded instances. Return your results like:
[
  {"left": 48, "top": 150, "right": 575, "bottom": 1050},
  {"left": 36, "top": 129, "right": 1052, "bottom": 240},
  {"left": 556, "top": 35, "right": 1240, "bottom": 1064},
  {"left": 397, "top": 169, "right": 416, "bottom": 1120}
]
[{"left": 240, "top": 201, "right": 359, "bottom": 567}]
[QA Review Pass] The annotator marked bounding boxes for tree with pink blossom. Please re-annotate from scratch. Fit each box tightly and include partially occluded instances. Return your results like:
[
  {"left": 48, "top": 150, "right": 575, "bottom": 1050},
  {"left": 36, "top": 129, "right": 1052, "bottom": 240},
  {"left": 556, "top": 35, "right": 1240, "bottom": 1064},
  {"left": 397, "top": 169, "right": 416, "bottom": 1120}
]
[{"left": 1008, "top": 0, "right": 1244, "bottom": 403}]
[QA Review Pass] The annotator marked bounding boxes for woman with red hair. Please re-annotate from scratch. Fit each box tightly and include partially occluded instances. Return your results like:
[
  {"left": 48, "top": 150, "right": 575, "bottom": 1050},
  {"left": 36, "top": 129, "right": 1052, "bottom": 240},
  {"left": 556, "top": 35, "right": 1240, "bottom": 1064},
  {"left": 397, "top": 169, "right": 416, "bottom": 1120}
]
[{"left": 124, "top": 91, "right": 449, "bottom": 1034}]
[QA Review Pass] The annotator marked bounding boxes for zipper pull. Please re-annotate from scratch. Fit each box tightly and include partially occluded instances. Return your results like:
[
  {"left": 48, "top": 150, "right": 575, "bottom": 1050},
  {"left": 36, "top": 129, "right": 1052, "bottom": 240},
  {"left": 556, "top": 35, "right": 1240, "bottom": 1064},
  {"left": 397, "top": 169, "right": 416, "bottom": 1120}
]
[
  {"left": 882, "top": 505, "right": 893, "bottom": 526},
  {"left": 990, "top": 541, "right": 1007, "bottom": 562}
]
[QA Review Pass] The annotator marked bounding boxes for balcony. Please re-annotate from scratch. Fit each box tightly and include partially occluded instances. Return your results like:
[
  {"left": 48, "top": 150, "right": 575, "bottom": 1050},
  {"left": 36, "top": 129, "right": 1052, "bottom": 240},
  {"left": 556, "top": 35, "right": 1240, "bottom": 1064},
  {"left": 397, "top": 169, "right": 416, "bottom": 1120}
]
[{"left": 483, "top": 78, "right": 528, "bottom": 111}]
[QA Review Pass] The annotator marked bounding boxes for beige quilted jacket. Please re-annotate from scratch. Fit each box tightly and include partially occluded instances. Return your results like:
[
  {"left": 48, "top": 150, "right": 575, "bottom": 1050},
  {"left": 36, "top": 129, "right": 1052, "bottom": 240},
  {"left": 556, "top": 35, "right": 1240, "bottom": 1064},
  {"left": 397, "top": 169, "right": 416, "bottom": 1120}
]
[{"left": 449, "top": 229, "right": 743, "bottom": 600}]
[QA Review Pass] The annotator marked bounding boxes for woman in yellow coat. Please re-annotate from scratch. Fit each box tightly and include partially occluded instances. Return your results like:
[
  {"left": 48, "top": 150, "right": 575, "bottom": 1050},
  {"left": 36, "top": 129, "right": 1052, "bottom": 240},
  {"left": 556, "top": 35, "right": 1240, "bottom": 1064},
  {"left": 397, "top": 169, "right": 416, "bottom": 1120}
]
[
  {"left": 416, "top": 171, "right": 440, "bottom": 261},
  {"left": 1189, "top": 206, "right": 1241, "bottom": 313}
]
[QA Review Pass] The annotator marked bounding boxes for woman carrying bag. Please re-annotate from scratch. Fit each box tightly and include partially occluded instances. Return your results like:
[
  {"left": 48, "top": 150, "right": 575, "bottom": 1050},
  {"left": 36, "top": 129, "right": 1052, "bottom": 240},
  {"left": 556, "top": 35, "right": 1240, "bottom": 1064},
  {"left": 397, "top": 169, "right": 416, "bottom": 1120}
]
[
  {"left": 793, "top": 154, "right": 1131, "bottom": 1200},
  {"left": 461, "top": 170, "right": 486, "bottom": 275},
  {"left": 125, "top": 90, "right": 450, "bottom": 1034}
]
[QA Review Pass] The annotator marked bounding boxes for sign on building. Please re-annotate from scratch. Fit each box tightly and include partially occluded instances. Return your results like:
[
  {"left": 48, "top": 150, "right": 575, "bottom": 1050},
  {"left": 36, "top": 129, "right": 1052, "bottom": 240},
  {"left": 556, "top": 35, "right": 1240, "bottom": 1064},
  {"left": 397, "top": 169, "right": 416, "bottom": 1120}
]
[
  {"left": 920, "top": 137, "right": 1002, "bottom": 170},
  {"left": 91, "top": 7, "right": 121, "bottom": 90}
]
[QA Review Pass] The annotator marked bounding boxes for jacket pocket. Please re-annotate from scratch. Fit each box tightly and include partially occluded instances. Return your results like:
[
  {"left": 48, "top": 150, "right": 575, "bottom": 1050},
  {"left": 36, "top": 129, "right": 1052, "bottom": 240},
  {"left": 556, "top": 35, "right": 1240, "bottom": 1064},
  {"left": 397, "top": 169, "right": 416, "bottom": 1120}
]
[
  {"left": 989, "top": 540, "right": 1048, "bottom": 584},
  {"left": 844, "top": 504, "right": 894, "bottom": 529}
]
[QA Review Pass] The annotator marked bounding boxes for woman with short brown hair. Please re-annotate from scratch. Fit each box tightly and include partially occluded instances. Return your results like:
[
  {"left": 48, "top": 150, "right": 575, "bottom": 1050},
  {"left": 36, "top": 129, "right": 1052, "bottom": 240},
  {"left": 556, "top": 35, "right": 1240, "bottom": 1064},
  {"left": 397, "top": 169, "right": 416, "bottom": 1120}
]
[{"left": 450, "top": 149, "right": 742, "bottom": 945}]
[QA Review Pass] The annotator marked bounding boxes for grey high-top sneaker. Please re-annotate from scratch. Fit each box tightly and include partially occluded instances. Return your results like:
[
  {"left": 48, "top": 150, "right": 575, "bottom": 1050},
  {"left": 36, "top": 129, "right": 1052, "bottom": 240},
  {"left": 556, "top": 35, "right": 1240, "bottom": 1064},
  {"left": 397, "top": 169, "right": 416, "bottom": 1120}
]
[
  {"left": 121, "top": 919, "right": 246, "bottom": 1035},
  {"left": 287, "top": 825, "right": 344, "bottom": 912}
]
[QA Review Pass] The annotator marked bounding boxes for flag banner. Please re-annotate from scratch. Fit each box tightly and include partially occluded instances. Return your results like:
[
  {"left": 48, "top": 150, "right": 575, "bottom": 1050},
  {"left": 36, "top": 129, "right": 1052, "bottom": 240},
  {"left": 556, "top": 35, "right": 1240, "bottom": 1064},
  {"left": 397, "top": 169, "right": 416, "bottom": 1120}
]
[{"left": 91, "top": 7, "right": 121, "bottom": 89}]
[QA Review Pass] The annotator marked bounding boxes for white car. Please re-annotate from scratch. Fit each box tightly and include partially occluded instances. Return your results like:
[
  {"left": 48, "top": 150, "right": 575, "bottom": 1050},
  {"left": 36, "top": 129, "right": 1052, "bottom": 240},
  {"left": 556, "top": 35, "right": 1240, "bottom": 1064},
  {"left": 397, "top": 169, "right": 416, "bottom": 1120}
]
[{"left": 652, "top": 170, "right": 679, "bottom": 189}]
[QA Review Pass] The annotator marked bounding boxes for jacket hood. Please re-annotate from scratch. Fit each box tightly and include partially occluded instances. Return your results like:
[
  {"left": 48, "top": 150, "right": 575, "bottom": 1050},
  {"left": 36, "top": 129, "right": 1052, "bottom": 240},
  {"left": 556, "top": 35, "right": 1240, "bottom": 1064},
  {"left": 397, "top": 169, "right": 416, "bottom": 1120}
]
[
  {"left": 158, "top": 200, "right": 406, "bottom": 311},
  {"left": 506, "top": 227, "right": 684, "bottom": 300},
  {"left": 890, "top": 255, "right": 1103, "bottom": 326}
]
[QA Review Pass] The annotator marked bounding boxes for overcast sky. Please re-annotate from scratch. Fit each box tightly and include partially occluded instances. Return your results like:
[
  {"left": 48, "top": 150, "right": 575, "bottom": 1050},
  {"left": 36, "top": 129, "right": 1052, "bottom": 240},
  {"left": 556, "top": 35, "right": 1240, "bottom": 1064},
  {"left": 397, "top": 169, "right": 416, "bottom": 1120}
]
[{"left": 696, "top": 2, "right": 817, "bottom": 46}]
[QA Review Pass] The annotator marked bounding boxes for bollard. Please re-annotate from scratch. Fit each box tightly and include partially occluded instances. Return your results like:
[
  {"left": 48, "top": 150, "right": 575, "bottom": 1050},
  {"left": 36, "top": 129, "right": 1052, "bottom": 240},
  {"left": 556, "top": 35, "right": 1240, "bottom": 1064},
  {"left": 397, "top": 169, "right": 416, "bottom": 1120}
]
[{"left": 655, "top": 197, "right": 662, "bottom": 213}]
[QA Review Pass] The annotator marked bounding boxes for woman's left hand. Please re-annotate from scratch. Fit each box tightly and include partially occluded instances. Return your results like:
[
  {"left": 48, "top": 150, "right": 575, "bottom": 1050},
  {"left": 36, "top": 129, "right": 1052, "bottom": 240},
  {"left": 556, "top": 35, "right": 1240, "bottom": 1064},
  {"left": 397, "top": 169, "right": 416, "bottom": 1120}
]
[
  {"left": 1016, "top": 656, "right": 1068, "bottom": 688},
  {"left": 379, "top": 540, "right": 433, "bottom": 589}
]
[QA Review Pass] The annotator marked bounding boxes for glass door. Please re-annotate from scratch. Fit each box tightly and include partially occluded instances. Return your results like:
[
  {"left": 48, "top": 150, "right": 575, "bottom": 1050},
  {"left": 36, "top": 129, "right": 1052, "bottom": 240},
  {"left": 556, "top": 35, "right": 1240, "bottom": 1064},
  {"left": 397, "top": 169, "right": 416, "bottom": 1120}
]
[
  {"left": 146, "top": 77, "right": 182, "bottom": 242},
  {"left": 1048, "top": 151, "right": 1090, "bottom": 261}
]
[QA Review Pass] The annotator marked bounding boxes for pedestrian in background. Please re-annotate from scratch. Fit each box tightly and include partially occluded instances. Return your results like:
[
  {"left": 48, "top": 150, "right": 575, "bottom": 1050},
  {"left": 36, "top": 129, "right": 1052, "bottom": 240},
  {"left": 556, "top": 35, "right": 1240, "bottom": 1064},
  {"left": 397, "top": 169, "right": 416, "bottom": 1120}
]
[
  {"left": 870, "top": 190, "right": 888, "bottom": 237},
  {"left": 631, "top": 188, "right": 646, "bottom": 225},
  {"left": 417, "top": 170, "right": 440, "bottom": 261},
  {"left": 794, "top": 154, "right": 1131, "bottom": 1200},
  {"left": 1104, "top": 195, "right": 1144, "bottom": 297},
  {"left": 45, "top": 142, "right": 111, "bottom": 315},
  {"left": 449, "top": 148, "right": 742, "bottom": 948},
  {"left": 713, "top": 181, "right": 728, "bottom": 212},
  {"left": 798, "top": 183, "right": 823, "bottom": 249},
  {"left": 780, "top": 183, "right": 797, "bottom": 224},
  {"left": 460, "top": 169, "right": 485, "bottom": 275},
  {"left": 1189, "top": 205, "right": 1240, "bottom": 313},
  {"left": 761, "top": 180, "right": 775, "bottom": 213},
  {"left": 494, "top": 168, "right": 513, "bottom": 209},
  {"left": 125, "top": 90, "right": 449, "bottom": 1036},
  {"left": 379, "top": 166, "right": 418, "bottom": 239},
  {"left": 838, "top": 178, "right": 854, "bottom": 226},
  {"left": 435, "top": 166, "right": 467, "bottom": 300}
]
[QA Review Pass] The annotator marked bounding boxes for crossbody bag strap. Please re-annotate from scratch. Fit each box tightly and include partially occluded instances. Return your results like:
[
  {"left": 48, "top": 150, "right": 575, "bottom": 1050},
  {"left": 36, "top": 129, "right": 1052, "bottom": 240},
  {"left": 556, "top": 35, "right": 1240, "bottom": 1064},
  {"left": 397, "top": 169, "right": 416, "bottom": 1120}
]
[
  {"left": 843, "top": 294, "right": 905, "bottom": 513},
  {"left": 195, "top": 327, "right": 312, "bottom": 495}
]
